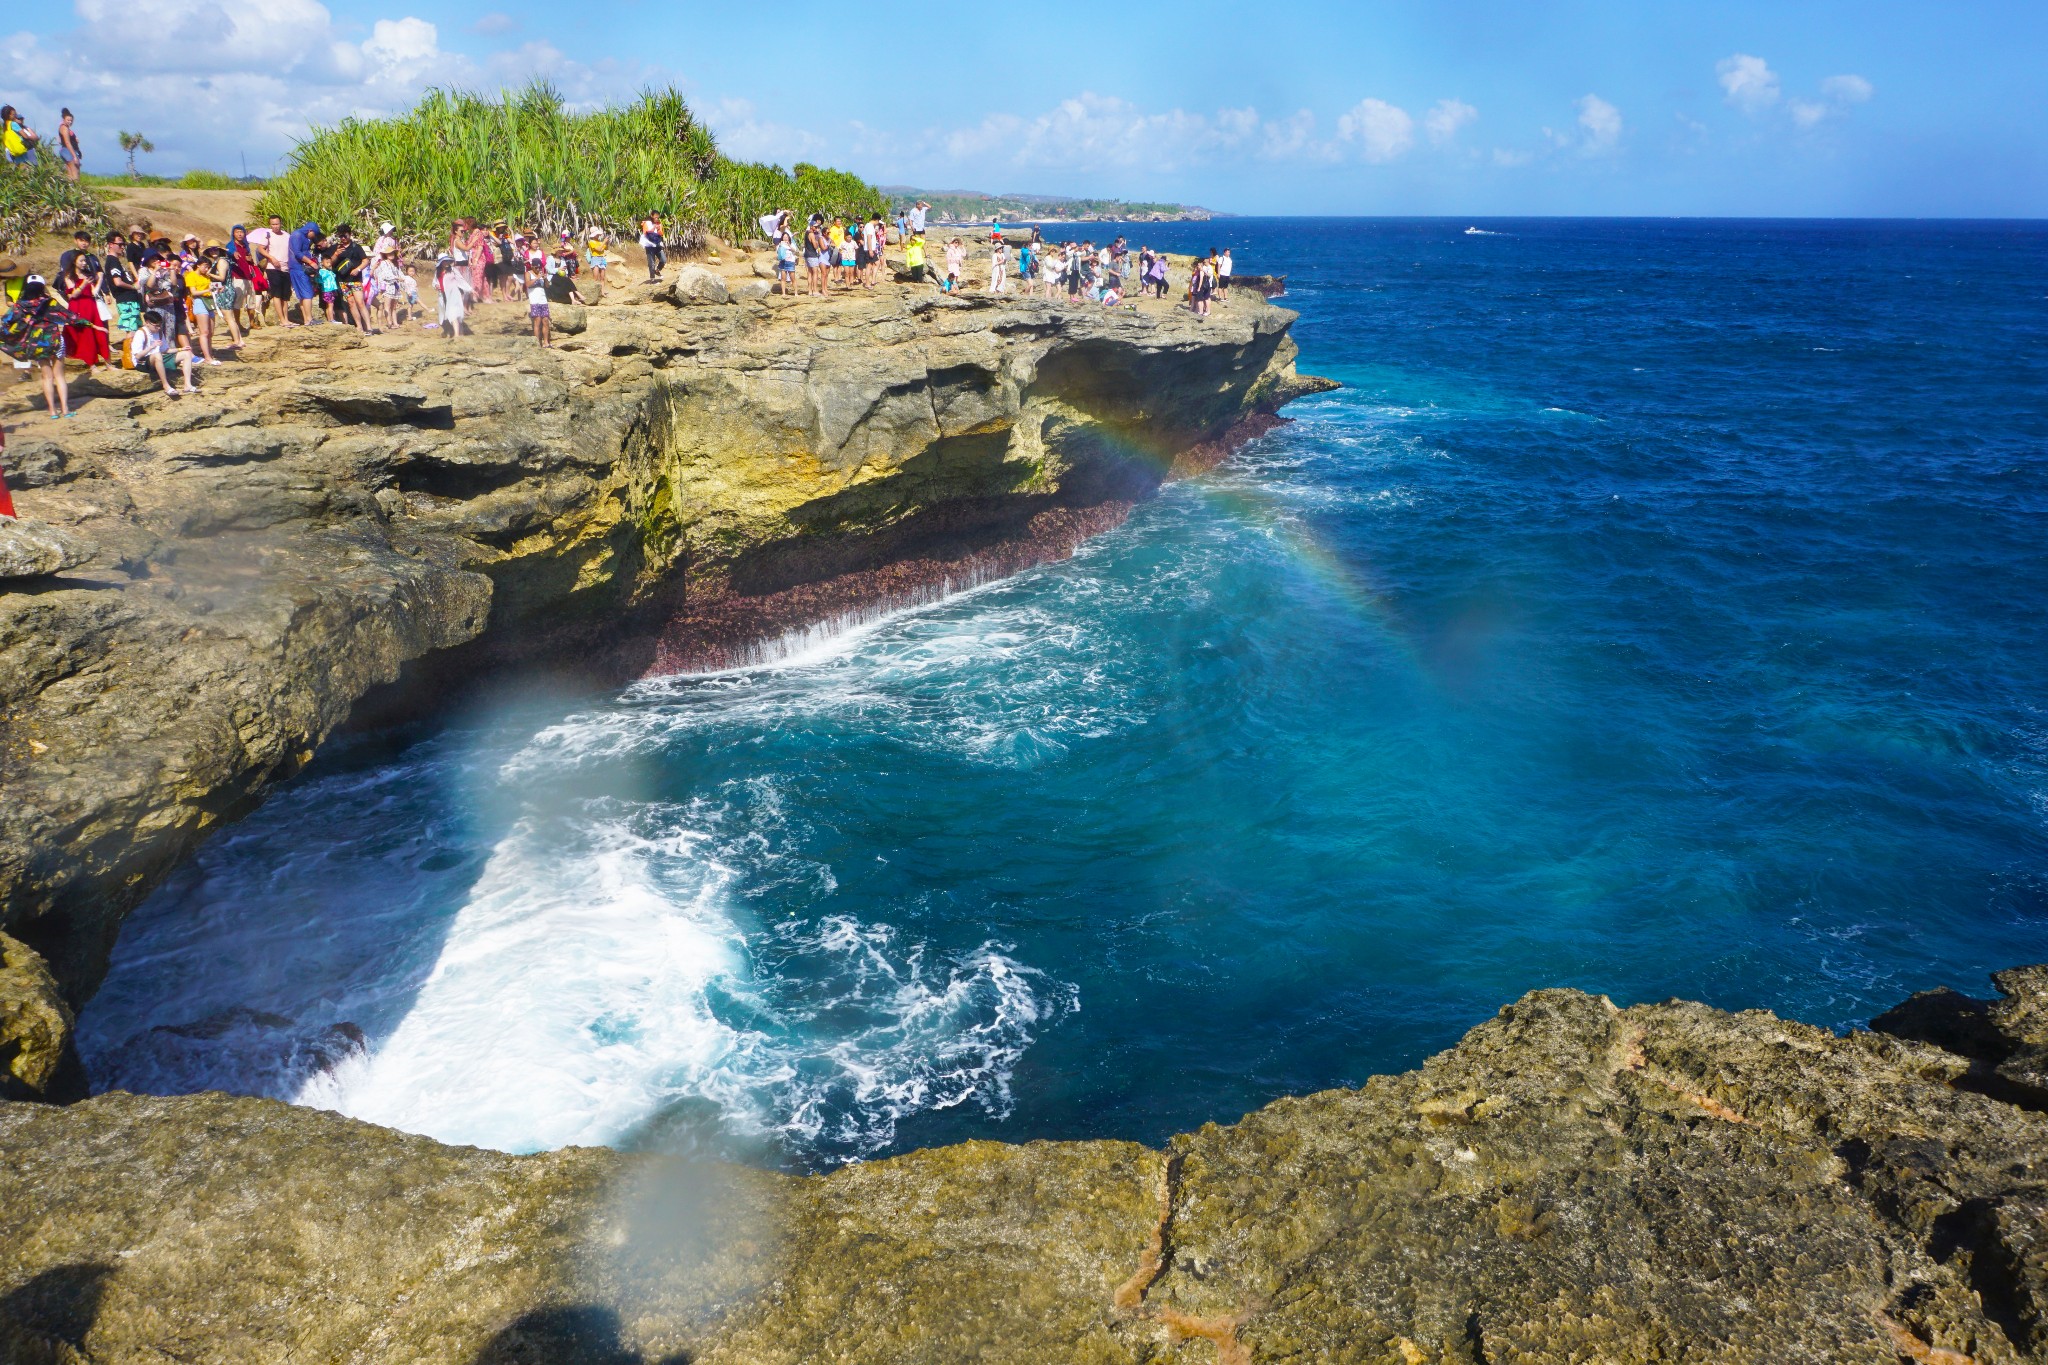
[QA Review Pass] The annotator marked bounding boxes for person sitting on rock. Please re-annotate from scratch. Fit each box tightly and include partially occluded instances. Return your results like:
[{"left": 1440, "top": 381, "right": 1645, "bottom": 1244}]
[{"left": 125, "top": 309, "right": 193, "bottom": 398}]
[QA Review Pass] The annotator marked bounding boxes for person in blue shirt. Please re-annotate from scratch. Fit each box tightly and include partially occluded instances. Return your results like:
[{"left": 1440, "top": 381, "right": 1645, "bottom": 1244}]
[{"left": 287, "top": 222, "right": 325, "bottom": 324}]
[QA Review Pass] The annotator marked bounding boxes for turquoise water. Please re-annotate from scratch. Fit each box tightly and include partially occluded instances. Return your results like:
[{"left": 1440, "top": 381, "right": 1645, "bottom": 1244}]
[{"left": 82, "top": 219, "right": 2048, "bottom": 1168}]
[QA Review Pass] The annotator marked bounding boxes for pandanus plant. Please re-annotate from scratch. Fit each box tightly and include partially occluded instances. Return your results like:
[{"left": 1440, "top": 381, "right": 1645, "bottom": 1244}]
[{"left": 253, "top": 82, "right": 885, "bottom": 253}]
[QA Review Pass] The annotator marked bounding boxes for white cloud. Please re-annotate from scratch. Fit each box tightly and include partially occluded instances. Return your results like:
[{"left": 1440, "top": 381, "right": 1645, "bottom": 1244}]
[
  {"left": 1492, "top": 147, "right": 1534, "bottom": 168},
  {"left": 925, "top": 93, "right": 1356, "bottom": 174},
  {"left": 1424, "top": 98, "right": 1477, "bottom": 147},
  {"left": 704, "top": 97, "right": 829, "bottom": 164},
  {"left": 469, "top": 11, "right": 518, "bottom": 34},
  {"left": 1789, "top": 74, "right": 1877, "bottom": 132},
  {"left": 1337, "top": 98, "right": 1414, "bottom": 162},
  {"left": 1717, "top": 54, "right": 1781, "bottom": 114},
  {"left": 1, "top": 0, "right": 651, "bottom": 175},
  {"left": 1577, "top": 94, "right": 1622, "bottom": 154},
  {"left": 1821, "top": 74, "right": 1874, "bottom": 104}
]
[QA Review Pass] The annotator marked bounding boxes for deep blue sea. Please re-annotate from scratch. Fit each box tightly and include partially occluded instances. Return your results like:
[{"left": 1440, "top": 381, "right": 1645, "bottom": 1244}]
[{"left": 81, "top": 219, "right": 2048, "bottom": 1168}]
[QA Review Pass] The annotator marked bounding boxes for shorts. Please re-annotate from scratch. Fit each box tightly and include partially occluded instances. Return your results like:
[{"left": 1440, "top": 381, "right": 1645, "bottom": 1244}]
[
  {"left": 805, "top": 253, "right": 826, "bottom": 268},
  {"left": 290, "top": 268, "right": 316, "bottom": 301},
  {"left": 191, "top": 298, "right": 211, "bottom": 317},
  {"left": 529, "top": 303, "right": 549, "bottom": 319},
  {"left": 588, "top": 255, "right": 606, "bottom": 270},
  {"left": 777, "top": 263, "right": 795, "bottom": 277},
  {"left": 266, "top": 269, "right": 291, "bottom": 301}
]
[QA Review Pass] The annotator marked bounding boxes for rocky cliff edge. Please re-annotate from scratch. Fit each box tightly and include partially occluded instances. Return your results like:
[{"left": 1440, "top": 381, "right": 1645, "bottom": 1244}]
[
  {"left": 2, "top": 968, "right": 2046, "bottom": 1363},
  {"left": 0, "top": 275, "right": 1329, "bottom": 1009}
]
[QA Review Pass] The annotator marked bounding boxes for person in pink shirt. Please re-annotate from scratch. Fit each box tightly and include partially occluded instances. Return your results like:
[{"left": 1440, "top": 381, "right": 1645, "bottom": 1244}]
[{"left": 245, "top": 215, "right": 296, "bottom": 327}]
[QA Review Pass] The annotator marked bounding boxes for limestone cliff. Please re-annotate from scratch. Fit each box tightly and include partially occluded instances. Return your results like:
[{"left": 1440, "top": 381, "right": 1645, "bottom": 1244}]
[
  {"left": 4, "top": 968, "right": 2046, "bottom": 1363},
  {"left": 0, "top": 278, "right": 1328, "bottom": 1008}
]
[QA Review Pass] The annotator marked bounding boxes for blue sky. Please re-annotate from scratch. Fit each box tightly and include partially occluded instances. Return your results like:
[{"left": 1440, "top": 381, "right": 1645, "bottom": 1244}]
[{"left": 6, "top": 0, "right": 2043, "bottom": 215}]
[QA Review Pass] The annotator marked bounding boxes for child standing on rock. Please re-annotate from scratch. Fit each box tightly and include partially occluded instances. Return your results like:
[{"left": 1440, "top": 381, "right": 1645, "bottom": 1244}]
[
  {"left": 527, "top": 273, "right": 552, "bottom": 348},
  {"left": 943, "top": 238, "right": 965, "bottom": 293}
]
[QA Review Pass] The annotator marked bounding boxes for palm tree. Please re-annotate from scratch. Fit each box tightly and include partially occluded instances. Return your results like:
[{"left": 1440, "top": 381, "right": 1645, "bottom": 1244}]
[{"left": 117, "top": 131, "right": 154, "bottom": 181}]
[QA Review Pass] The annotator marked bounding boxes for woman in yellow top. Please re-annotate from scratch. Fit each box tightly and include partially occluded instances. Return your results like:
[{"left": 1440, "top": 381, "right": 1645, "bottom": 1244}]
[
  {"left": 902, "top": 235, "right": 927, "bottom": 285},
  {"left": 585, "top": 226, "right": 610, "bottom": 290},
  {"left": 827, "top": 218, "right": 848, "bottom": 288}
]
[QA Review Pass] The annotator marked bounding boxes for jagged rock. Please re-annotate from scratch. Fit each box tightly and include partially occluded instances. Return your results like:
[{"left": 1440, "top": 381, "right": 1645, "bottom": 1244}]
[
  {"left": 0, "top": 518, "right": 93, "bottom": 579},
  {"left": 0, "top": 934, "right": 72, "bottom": 1099},
  {"left": 751, "top": 259, "right": 775, "bottom": 279},
  {"left": 551, "top": 302, "right": 587, "bottom": 334},
  {"left": 1874, "top": 963, "right": 2048, "bottom": 1105},
  {"left": 666, "top": 265, "right": 730, "bottom": 306},
  {"left": 4, "top": 975, "right": 2048, "bottom": 1362},
  {"left": 730, "top": 279, "right": 773, "bottom": 302}
]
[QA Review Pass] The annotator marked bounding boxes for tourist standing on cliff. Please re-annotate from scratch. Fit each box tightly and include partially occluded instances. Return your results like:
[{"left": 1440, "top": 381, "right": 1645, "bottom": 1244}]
[
  {"left": 988, "top": 237, "right": 1009, "bottom": 293},
  {"left": 287, "top": 221, "right": 325, "bottom": 325},
  {"left": 943, "top": 237, "right": 965, "bottom": 293},
  {"left": 434, "top": 256, "right": 473, "bottom": 338},
  {"left": 1216, "top": 248, "right": 1232, "bottom": 290},
  {"left": 248, "top": 216, "right": 294, "bottom": 328},
  {"left": 639, "top": 213, "right": 666, "bottom": 280},
  {"left": 902, "top": 232, "right": 927, "bottom": 285},
  {"left": 55, "top": 109, "right": 81, "bottom": 181},
  {"left": 2, "top": 278, "right": 94, "bottom": 418},
  {"left": 910, "top": 201, "right": 929, "bottom": 237},
  {"left": 56, "top": 253, "right": 109, "bottom": 372},
  {"left": 1, "top": 107, "right": 38, "bottom": 165},
  {"left": 773, "top": 226, "right": 797, "bottom": 295},
  {"left": 804, "top": 215, "right": 831, "bottom": 295}
]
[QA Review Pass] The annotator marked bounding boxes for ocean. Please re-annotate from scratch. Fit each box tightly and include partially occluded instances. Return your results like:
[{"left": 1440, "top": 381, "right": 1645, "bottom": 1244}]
[{"left": 78, "top": 218, "right": 2048, "bottom": 1169}]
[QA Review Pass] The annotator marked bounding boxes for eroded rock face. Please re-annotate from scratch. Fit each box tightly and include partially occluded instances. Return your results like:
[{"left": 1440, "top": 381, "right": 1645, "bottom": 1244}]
[
  {"left": 0, "top": 519, "right": 94, "bottom": 580},
  {"left": 3, "top": 970, "right": 2045, "bottom": 1363},
  {"left": 0, "top": 282, "right": 1328, "bottom": 1006},
  {"left": 0, "top": 933, "right": 73, "bottom": 1100}
]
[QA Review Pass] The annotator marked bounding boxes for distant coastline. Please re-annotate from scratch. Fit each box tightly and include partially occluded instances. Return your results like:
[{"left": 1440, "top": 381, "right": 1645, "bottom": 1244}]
[{"left": 879, "top": 184, "right": 1222, "bottom": 225}]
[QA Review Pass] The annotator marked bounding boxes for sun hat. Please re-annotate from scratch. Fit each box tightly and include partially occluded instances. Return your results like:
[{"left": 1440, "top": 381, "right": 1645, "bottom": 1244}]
[
  {"left": 379, "top": 221, "right": 394, "bottom": 233},
  {"left": 24, "top": 273, "right": 43, "bottom": 284}
]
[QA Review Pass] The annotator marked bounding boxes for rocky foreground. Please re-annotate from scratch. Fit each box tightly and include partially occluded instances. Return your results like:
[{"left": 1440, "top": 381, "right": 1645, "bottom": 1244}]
[
  {"left": 0, "top": 968, "right": 2042, "bottom": 1363},
  {"left": 0, "top": 267, "right": 1325, "bottom": 1011}
]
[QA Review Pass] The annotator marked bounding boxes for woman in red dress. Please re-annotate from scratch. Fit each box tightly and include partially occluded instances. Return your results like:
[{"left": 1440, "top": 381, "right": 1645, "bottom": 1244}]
[{"left": 58, "top": 255, "right": 109, "bottom": 368}]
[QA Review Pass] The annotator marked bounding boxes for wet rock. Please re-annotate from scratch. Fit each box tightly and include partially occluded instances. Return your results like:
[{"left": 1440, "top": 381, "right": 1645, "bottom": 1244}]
[
  {"left": 0, "top": 519, "right": 94, "bottom": 579},
  {"left": 95, "top": 1007, "right": 368, "bottom": 1098},
  {"left": 0, "top": 934, "right": 73, "bottom": 1099},
  {"left": 666, "top": 265, "right": 729, "bottom": 306}
]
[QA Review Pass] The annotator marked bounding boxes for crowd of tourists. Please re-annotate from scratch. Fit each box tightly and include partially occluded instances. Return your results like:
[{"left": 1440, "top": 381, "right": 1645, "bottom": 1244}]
[{"left": 0, "top": 140, "right": 1243, "bottom": 423}]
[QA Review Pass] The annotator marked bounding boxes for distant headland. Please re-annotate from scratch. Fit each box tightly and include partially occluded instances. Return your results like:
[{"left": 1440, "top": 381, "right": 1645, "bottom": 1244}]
[{"left": 879, "top": 185, "right": 1222, "bottom": 224}]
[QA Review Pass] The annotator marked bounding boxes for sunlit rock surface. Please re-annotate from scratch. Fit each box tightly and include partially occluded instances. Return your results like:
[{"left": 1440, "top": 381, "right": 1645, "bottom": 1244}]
[{"left": 3, "top": 971, "right": 2045, "bottom": 1363}]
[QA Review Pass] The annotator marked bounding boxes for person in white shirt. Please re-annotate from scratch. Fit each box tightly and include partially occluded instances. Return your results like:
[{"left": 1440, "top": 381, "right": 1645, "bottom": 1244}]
[
  {"left": 1217, "top": 248, "right": 1233, "bottom": 285},
  {"left": 909, "top": 201, "right": 928, "bottom": 235},
  {"left": 434, "top": 255, "right": 474, "bottom": 337}
]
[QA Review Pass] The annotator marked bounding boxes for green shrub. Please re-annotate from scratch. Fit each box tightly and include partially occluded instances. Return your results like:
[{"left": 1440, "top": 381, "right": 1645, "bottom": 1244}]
[
  {"left": 255, "top": 82, "right": 884, "bottom": 253},
  {"left": 0, "top": 159, "right": 111, "bottom": 253},
  {"left": 177, "top": 169, "right": 240, "bottom": 190}
]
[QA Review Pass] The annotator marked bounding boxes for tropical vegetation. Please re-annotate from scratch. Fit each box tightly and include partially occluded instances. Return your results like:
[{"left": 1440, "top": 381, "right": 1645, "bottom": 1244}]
[
  {"left": 256, "top": 83, "right": 884, "bottom": 254},
  {"left": 0, "top": 157, "right": 110, "bottom": 254}
]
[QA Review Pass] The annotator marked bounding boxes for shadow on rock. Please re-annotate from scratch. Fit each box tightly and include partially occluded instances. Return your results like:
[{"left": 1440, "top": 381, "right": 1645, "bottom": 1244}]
[
  {"left": 0, "top": 1261, "right": 113, "bottom": 1364},
  {"left": 472, "top": 1305, "right": 690, "bottom": 1365}
]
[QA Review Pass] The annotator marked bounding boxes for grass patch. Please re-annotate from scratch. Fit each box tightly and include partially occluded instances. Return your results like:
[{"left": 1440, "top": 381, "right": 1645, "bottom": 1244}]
[
  {"left": 0, "top": 160, "right": 111, "bottom": 254},
  {"left": 254, "top": 82, "right": 883, "bottom": 254}
]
